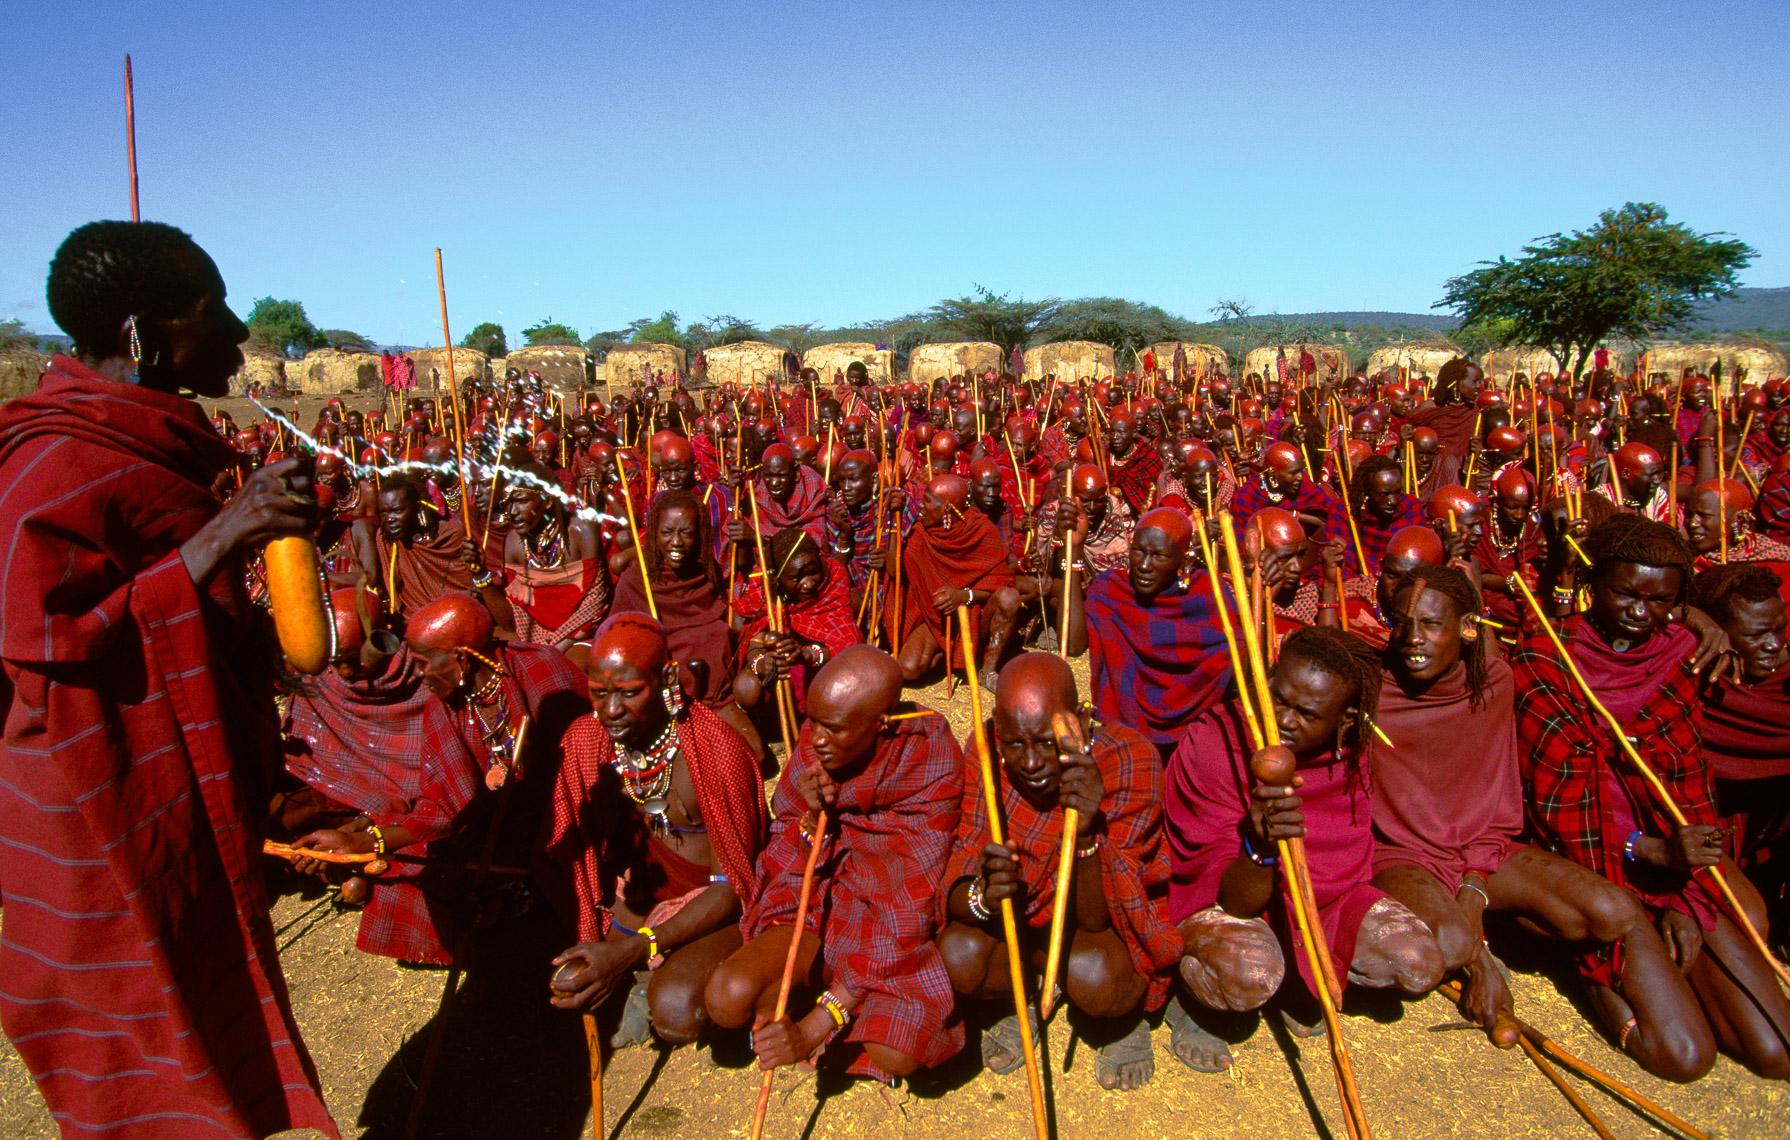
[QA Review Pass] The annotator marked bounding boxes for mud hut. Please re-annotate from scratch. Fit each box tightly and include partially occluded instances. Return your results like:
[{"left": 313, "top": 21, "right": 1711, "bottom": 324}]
[
  {"left": 1147, "top": 341, "right": 1229, "bottom": 378},
  {"left": 603, "top": 343, "right": 686, "bottom": 390},
  {"left": 505, "top": 344, "right": 592, "bottom": 390},
  {"left": 804, "top": 343, "right": 896, "bottom": 386},
  {"left": 1022, "top": 341, "right": 1116, "bottom": 381},
  {"left": 229, "top": 349, "right": 287, "bottom": 396},
  {"left": 1364, "top": 342, "right": 1459, "bottom": 383},
  {"left": 706, "top": 341, "right": 788, "bottom": 388},
  {"left": 1483, "top": 345, "right": 1630, "bottom": 383},
  {"left": 908, "top": 342, "right": 1004, "bottom": 384},
  {"left": 0, "top": 350, "right": 48, "bottom": 402},
  {"left": 1638, "top": 342, "right": 1788, "bottom": 394},
  {"left": 1245, "top": 344, "right": 1351, "bottom": 386},
  {"left": 285, "top": 348, "right": 380, "bottom": 396},
  {"left": 409, "top": 346, "right": 489, "bottom": 390}
]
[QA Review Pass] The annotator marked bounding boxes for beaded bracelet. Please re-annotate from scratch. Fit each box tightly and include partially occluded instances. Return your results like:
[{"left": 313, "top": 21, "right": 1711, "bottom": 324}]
[
  {"left": 1623, "top": 830, "right": 1643, "bottom": 863},
  {"left": 819, "top": 990, "right": 850, "bottom": 1029},
  {"left": 966, "top": 877, "right": 993, "bottom": 921},
  {"left": 365, "top": 822, "right": 387, "bottom": 857},
  {"left": 1241, "top": 832, "right": 1278, "bottom": 868}
]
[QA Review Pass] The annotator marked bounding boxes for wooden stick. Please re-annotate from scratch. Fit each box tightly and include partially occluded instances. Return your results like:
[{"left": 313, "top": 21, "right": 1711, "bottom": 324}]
[
  {"left": 957, "top": 606, "right": 1049, "bottom": 1140},
  {"left": 124, "top": 55, "right": 140, "bottom": 221},
  {"left": 1521, "top": 1036, "right": 1617, "bottom": 1140},
  {"left": 616, "top": 453, "right": 657, "bottom": 619},
  {"left": 746, "top": 484, "right": 799, "bottom": 752},
  {"left": 1509, "top": 573, "right": 1790, "bottom": 990},
  {"left": 582, "top": 1012, "right": 604, "bottom": 1139},
  {"left": 748, "top": 809, "right": 829, "bottom": 1140},
  {"left": 1039, "top": 711, "right": 1085, "bottom": 1021},
  {"left": 261, "top": 840, "right": 381, "bottom": 868},
  {"left": 1058, "top": 531, "right": 1076, "bottom": 662}
]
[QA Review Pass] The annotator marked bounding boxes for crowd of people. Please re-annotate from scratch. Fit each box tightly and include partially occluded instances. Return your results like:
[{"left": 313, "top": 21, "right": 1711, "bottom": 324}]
[{"left": 3, "top": 220, "right": 1790, "bottom": 1138}]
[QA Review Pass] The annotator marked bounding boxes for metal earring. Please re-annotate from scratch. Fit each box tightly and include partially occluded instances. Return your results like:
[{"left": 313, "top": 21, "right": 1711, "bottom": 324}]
[{"left": 662, "top": 679, "right": 686, "bottom": 718}]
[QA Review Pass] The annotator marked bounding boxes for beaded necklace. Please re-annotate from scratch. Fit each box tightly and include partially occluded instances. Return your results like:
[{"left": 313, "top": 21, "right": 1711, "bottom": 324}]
[
  {"left": 526, "top": 517, "right": 565, "bottom": 569},
  {"left": 612, "top": 717, "right": 680, "bottom": 837}
]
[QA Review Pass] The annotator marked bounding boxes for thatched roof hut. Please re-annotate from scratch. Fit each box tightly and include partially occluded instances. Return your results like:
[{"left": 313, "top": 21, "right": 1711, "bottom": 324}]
[
  {"left": 706, "top": 341, "right": 788, "bottom": 387},
  {"left": 604, "top": 343, "right": 686, "bottom": 390},
  {"left": 1638, "top": 342, "right": 1788, "bottom": 391},
  {"left": 1484, "top": 346, "right": 1630, "bottom": 382},
  {"left": 506, "top": 344, "right": 592, "bottom": 389},
  {"left": 1364, "top": 343, "right": 1459, "bottom": 382},
  {"left": 229, "top": 349, "right": 287, "bottom": 396},
  {"left": 0, "top": 351, "right": 48, "bottom": 402},
  {"left": 1245, "top": 344, "right": 1351, "bottom": 385},
  {"left": 409, "top": 346, "right": 489, "bottom": 389},
  {"left": 286, "top": 348, "right": 381, "bottom": 396},
  {"left": 1147, "top": 341, "right": 1229, "bottom": 377},
  {"left": 804, "top": 343, "right": 896, "bottom": 386},
  {"left": 908, "top": 342, "right": 1003, "bottom": 384},
  {"left": 1022, "top": 341, "right": 1116, "bottom": 381}
]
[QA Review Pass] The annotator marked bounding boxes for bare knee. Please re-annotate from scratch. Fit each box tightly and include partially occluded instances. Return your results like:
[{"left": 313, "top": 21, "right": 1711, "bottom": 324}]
[
  {"left": 1178, "top": 910, "right": 1283, "bottom": 1012},
  {"left": 1353, "top": 899, "right": 1446, "bottom": 994},
  {"left": 649, "top": 973, "right": 711, "bottom": 1044},
  {"left": 702, "top": 962, "right": 758, "bottom": 1029},
  {"left": 1581, "top": 883, "right": 1646, "bottom": 945},
  {"left": 1633, "top": 1016, "right": 1717, "bottom": 1084},
  {"left": 1065, "top": 936, "right": 1143, "bottom": 1020},
  {"left": 990, "top": 587, "right": 1020, "bottom": 618},
  {"left": 936, "top": 922, "right": 996, "bottom": 995},
  {"left": 863, "top": 1043, "right": 920, "bottom": 1078},
  {"left": 1428, "top": 914, "right": 1479, "bottom": 972}
]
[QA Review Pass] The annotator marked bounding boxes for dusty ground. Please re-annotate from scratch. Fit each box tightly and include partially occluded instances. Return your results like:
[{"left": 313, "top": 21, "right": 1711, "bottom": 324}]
[{"left": 2, "top": 390, "right": 1788, "bottom": 1137}]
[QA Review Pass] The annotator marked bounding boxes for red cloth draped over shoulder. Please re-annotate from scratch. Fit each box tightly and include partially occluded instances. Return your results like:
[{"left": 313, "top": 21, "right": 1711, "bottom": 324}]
[
  {"left": 0, "top": 358, "right": 337, "bottom": 1139},
  {"left": 1109, "top": 444, "right": 1162, "bottom": 514},
  {"left": 734, "top": 558, "right": 863, "bottom": 710},
  {"left": 504, "top": 554, "right": 611, "bottom": 645},
  {"left": 1511, "top": 617, "right": 1720, "bottom": 931},
  {"left": 546, "top": 703, "right": 766, "bottom": 943},
  {"left": 887, "top": 510, "right": 1014, "bottom": 670},
  {"left": 1760, "top": 467, "right": 1790, "bottom": 542},
  {"left": 939, "top": 721, "right": 1182, "bottom": 1009},
  {"left": 375, "top": 513, "right": 475, "bottom": 618},
  {"left": 285, "top": 646, "right": 435, "bottom": 820},
  {"left": 744, "top": 711, "right": 966, "bottom": 1083},
  {"left": 1166, "top": 700, "right": 1384, "bottom": 994},
  {"left": 1084, "top": 567, "right": 1234, "bottom": 745},
  {"left": 752, "top": 466, "right": 829, "bottom": 543},
  {"left": 1369, "top": 660, "right": 1524, "bottom": 885},
  {"left": 612, "top": 564, "right": 735, "bottom": 707},
  {"left": 1473, "top": 515, "right": 1543, "bottom": 630},
  {"left": 1700, "top": 666, "right": 1790, "bottom": 782},
  {"left": 1406, "top": 402, "right": 1478, "bottom": 476}
]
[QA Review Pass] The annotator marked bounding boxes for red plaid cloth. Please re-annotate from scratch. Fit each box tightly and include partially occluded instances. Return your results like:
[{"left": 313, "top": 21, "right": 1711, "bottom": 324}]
[
  {"left": 1109, "top": 444, "right": 1163, "bottom": 515},
  {"left": 888, "top": 510, "right": 1014, "bottom": 670},
  {"left": 358, "top": 642, "right": 589, "bottom": 964},
  {"left": 0, "top": 359, "right": 337, "bottom": 1139},
  {"left": 1473, "top": 513, "right": 1543, "bottom": 632},
  {"left": 751, "top": 465, "right": 830, "bottom": 544},
  {"left": 545, "top": 703, "right": 766, "bottom": 942},
  {"left": 1085, "top": 567, "right": 1235, "bottom": 745},
  {"left": 1231, "top": 478, "right": 1348, "bottom": 584},
  {"left": 1511, "top": 617, "right": 1721, "bottom": 940},
  {"left": 1039, "top": 423, "right": 1082, "bottom": 467},
  {"left": 743, "top": 710, "right": 966, "bottom": 1081},
  {"left": 1034, "top": 493, "right": 1135, "bottom": 574},
  {"left": 735, "top": 557, "right": 864, "bottom": 711},
  {"left": 940, "top": 721, "right": 1181, "bottom": 1009},
  {"left": 284, "top": 647, "right": 435, "bottom": 821},
  {"left": 504, "top": 554, "right": 611, "bottom": 645},
  {"left": 1759, "top": 467, "right": 1790, "bottom": 542},
  {"left": 828, "top": 499, "right": 885, "bottom": 596},
  {"left": 1342, "top": 495, "right": 1425, "bottom": 578}
]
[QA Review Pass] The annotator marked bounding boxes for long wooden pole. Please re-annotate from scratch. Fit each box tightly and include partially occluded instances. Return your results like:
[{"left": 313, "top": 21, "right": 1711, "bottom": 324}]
[
  {"left": 957, "top": 606, "right": 1049, "bottom": 1140},
  {"left": 435, "top": 250, "right": 477, "bottom": 543},
  {"left": 748, "top": 810, "right": 828, "bottom": 1140},
  {"left": 124, "top": 55, "right": 140, "bottom": 221},
  {"left": 1039, "top": 711, "right": 1084, "bottom": 1022},
  {"left": 616, "top": 453, "right": 657, "bottom": 618},
  {"left": 581, "top": 1012, "right": 604, "bottom": 1139},
  {"left": 1509, "top": 574, "right": 1790, "bottom": 990}
]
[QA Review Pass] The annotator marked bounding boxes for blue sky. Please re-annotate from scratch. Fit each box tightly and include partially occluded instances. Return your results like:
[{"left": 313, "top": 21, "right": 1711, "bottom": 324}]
[{"left": 3, "top": 1, "right": 1785, "bottom": 347}]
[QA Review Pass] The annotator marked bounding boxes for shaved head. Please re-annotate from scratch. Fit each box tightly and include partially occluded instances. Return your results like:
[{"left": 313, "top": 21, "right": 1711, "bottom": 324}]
[
  {"left": 1137, "top": 506, "right": 1193, "bottom": 549},
  {"left": 1071, "top": 463, "right": 1107, "bottom": 496},
  {"left": 1387, "top": 524, "right": 1446, "bottom": 565},
  {"left": 928, "top": 472, "right": 970, "bottom": 510},
  {"left": 405, "top": 594, "right": 495, "bottom": 651},
  {"left": 1263, "top": 441, "right": 1303, "bottom": 472},
  {"left": 806, "top": 645, "right": 904, "bottom": 770},
  {"left": 590, "top": 612, "right": 669, "bottom": 673},
  {"left": 1254, "top": 507, "right": 1305, "bottom": 549},
  {"left": 995, "top": 652, "right": 1078, "bottom": 718}
]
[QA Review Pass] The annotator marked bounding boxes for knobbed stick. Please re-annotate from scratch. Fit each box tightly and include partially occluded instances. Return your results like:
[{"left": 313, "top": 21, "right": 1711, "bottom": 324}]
[
  {"left": 749, "top": 809, "right": 828, "bottom": 1140},
  {"left": 1509, "top": 573, "right": 1790, "bottom": 991},
  {"left": 262, "top": 840, "right": 387, "bottom": 875},
  {"left": 746, "top": 486, "right": 799, "bottom": 755},
  {"left": 957, "top": 606, "right": 1049, "bottom": 1140},
  {"left": 1038, "top": 710, "right": 1084, "bottom": 1021},
  {"left": 1058, "top": 531, "right": 1076, "bottom": 662},
  {"left": 582, "top": 1011, "right": 604, "bottom": 1139},
  {"left": 1522, "top": 1036, "right": 1617, "bottom": 1140},
  {"left": 616, "top": 452, "right": 657, "bottom": 618}
]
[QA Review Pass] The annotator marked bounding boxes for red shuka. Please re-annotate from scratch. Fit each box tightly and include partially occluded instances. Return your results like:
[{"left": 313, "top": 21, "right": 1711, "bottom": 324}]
[{"left": 888, "top": 510, "right": 1014, "bottom": 669}]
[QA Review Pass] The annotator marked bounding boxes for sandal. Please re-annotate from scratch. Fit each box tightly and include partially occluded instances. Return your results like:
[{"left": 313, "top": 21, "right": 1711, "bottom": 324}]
[
  {"left": 980, "top": 1005, "right": 1037, "bottom": 1076},
  {"left": 1095, "top": 1018, "right": 1156, "bottom": 1091},
  {"left": 1163, "top": 999, "right": 1231, "bottom": 1074}
]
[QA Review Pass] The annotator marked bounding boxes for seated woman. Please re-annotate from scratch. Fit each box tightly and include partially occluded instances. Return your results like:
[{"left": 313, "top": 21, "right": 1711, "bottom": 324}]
[
  {"left": 732, "top": 528, "right": 864, "bottom": 741},
  {"left": 612, "top": 489, "right": 762, "bottom": 762},
  {"left": 497, "top": 461, "right": 610, "bottom": 671}
]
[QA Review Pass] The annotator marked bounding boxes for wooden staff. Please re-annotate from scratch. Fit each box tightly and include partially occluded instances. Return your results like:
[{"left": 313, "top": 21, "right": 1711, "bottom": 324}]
[
  {"left": 125, "top": 55, "right": 140, "bottom": 221},
  {"left": 1435, "top": 981, "right": 1708, "bottom": 1140},
  {"left": 615, "top": 453, "right": 657, "bottom": 619},
  {"left": 1730, "top": 410, "right": 1754, "bottom": 481},
  {"left": 581, "top": 1010, "right": 604, "bottom": 1140},
  {"left": 435, "top": 250, "right": 478, "bottom": 543},
  {"left": 1509, "top": 573, "right": 1790, "bottom": 990},
  {"left": 261, "top": 840, "right": 387, "bottom": 874},
  {"left": 1039, "top": 710, "right": 1084, "bottom": 1021},
  {"left": 1218, "top": 514, "right": 1368, "bottom": 1140},
  {"left": 1057, "top": 531, "right": 1076, "bottom": 663},
  {"left": 747, "top": 481, "right": 800, "bottom": 751},
  {"left": 956, "top": 606, "right": 1049, "bottom": 1140},
  {"left": 748, "top": 810, "right": 829, "bottom": 1140},
  {"left": 1334, "top": 453, "right": 1371, "bottom": 582}
]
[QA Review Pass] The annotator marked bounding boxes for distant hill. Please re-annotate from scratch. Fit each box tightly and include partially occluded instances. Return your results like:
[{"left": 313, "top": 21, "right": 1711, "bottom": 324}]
[
  {"left": 1690, "top": 287, "right": 1790, "bottom": 332},
  {"left": 1267, "top": 311, "right": 1460, "bottom": 332}
]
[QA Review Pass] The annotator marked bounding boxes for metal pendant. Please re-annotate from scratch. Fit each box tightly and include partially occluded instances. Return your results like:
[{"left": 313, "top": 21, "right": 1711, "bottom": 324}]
[{"left": 643, "top": 799, "right": 671, "bottom": 837}]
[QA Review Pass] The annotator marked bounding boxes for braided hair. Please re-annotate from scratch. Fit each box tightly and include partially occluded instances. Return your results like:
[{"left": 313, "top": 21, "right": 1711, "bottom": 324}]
[
  {"left": 1278, "top": 626, "right": 1381, "bottom": 758},
  {"left": 1389, "top": 563, "right": 1490, "bottom": 708},
  {"left": 766, "top": 527, "right": 821, "bottom": 599},
  {"left": 1690, "top": 562, "right": 1782, "bottom": 625},
  {"left": 642, "top": 488, "right": 722, "bottom": 594},
  {"left": 1584, "top": 513, "right": 1695, "bottom": 603},
  {"left": 1348, "top": 454, "right": 1402, "bottom": 513}
]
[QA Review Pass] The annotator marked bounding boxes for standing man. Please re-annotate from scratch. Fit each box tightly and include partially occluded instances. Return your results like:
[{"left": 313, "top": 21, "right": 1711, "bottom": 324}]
[{"left": 0, "top": 222, "right": 337, "bottom": 1137}]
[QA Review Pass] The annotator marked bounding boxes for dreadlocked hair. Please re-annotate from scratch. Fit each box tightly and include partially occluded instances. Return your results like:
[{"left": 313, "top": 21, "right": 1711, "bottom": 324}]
[
  {"left": 1389, "top": 563, "right": 1490, "bottom": 709},
  {"left": 1278, "top": 626, "right": 1381, "bottom": 760},
  {"left": 1435, "top": 357, "right": 1474, "bottom": 406},
  {"left": 46, "top": 221, "right": 219, "bottom": 356},
  {"left": 642, "top": 488, "right": 721, "bottom": 594},
  {"left": 1584, "top": 513, "right": 1694, "bottom": 604},
  {"left": 766, "top": 527, "right": 821, "bottom": 598},
  {"left": 1691, "top": 562, "right": 1782, "bottom": 626},
  {"left": 1348, "top": 454, "right": 1402, "bottom": 511}
]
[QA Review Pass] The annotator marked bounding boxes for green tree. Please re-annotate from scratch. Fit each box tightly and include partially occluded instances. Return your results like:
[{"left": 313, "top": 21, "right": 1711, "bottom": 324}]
[
  {"left": 461, "top": 321, "right": 507, "bottom": 357},
  {"left": 246, "top": 298, "right": 324, "bottom": 358},
  {"left": 1040, "top": 297, "right": 1201, "bottom": 358},
  {"left": 631, "top": 310, "right": 683, "bottom": 347},
  {"left": 0, "top": 318, "right": 38, "bottom": 352},
  {"left": 1437, "top": 203, "right": 1755, "bottom": 378},
  {"left": 319, "top": 329, "right": 374, "bottom": 351},
  {"left": 522, "top": 318, "right": 582, "bottom": 346},
  {"left": 929, "top": 286, "right": 1060, "bottom": 356}
]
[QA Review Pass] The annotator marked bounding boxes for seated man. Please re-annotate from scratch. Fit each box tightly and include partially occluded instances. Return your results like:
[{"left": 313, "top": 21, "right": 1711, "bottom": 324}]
[
  {"left": 705, "top": 647, "right": 966, "bottom": 1082},
  {"left": 1341, "top": 454, "right": 1424, "bottom": 577},
  {"left": 355, "top": 471, "right": 475, "bottom": 618},
  {"left": 1369, "top": 564, "right": 1647, "bottom": 1036},
  {"left": 734, "top": 528, "right": 865, "bottom": 721},
  {"left": 1076, "top": 507, "right": 1234, "bottom": 762},
  {"left": 1683, "top": 479, "right": 1790, "bottom": 602},
  {"left": 1231, "top": 441, "right": 1347, "bottom": 563},
  {"left": 1169, "top": 628, "right": 1445, "bottom": 1029},
  {"left": 936, "top": 654, "right": 1182, "bottom": 1091},
  {"left": 887, "top": 473, "right": 1019, "bottom": 687},
  {"left": 1595, "top": 442, "right": 1671, "bottom": 522},
  {"left": 1034, "top": 464, "right": 1135, "bottom": 577},
  {"left": 1513, "top": 515, "right": 1790, "bottom": 1081},
  {"left": 1692, "top": 564, "right": 1790, "bottom": 956},
  {"left": 545, "top": 615, "right": 767, "bottom": 1048},
  {"left": 1105, "top": 409, "right": 1162, "bottom": 515},
  {"left": 728, "top": 442, "right": 829, "bottom": 553},
  {"left": 826, "top": 448, "right": 894, "bottom": 598}
]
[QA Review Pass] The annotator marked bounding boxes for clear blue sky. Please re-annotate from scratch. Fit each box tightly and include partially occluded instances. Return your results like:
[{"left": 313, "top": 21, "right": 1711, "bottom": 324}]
[{"left": 3, "top": 1, "right": 1785, "bottom": 347}]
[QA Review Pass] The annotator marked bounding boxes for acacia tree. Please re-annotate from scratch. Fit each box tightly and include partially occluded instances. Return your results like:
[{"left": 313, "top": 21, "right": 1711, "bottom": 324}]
[
  {"left": 1437, "top": 203, "right": 1754, "bottom": 379},
  {"left": 522, "top": 318, "right": 582, "bottom": 346},
  {"left": 245, "top": 298, "right": 323, "bottom": 358},
  {"left": 928, "top": 285, "right": 1059, "bottom": 357},
  {"left": 461, "top": 321, "right": 506, "bottom": 357}
]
